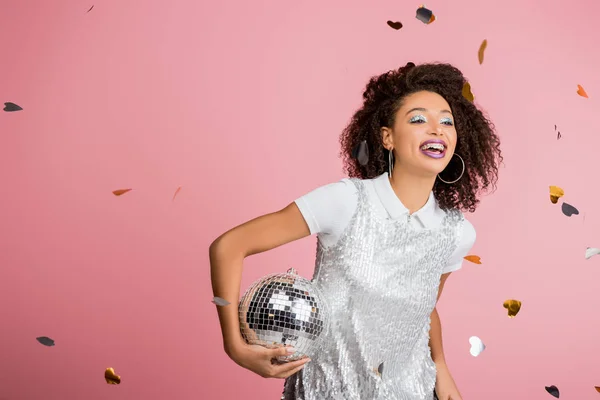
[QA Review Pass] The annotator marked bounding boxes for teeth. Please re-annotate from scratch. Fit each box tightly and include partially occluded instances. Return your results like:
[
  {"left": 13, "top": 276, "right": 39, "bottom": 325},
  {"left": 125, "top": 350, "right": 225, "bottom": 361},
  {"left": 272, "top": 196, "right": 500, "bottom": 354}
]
[{"left": 421, "top": 143, "right": 445, "bottom": 151}]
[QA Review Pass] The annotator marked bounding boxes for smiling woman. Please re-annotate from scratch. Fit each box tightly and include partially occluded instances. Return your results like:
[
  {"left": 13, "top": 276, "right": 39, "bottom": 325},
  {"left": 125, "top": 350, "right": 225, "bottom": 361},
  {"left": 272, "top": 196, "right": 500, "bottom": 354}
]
[{"left": 210, "top": 62, "right": 502, "bottom": 400}]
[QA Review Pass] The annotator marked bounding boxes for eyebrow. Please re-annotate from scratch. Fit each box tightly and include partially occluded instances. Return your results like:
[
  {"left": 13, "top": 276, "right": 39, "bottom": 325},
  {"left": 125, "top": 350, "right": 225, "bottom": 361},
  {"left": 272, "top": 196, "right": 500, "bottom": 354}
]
[{"left": 405, "top": 107, "right": 452, "bottom": 116}]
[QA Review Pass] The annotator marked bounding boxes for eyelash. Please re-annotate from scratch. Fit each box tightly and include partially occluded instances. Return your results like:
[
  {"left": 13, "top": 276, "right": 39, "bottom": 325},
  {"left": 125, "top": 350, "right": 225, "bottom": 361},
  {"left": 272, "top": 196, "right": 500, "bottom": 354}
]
[{"left": 409, "top": 115, "right": 454, "bottom": 126}]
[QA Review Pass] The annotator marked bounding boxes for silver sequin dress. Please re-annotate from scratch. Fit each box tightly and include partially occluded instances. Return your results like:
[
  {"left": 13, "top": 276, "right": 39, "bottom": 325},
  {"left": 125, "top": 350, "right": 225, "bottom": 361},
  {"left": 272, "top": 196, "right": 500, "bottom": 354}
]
[{"left": 281, "top": 178, "right": 464, "bottom": 400}]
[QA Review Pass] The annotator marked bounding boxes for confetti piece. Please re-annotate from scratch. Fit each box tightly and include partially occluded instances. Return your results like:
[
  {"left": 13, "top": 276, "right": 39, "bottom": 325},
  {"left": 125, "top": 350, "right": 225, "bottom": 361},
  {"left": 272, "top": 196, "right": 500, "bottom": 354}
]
[
  {"left": 36, "top": 336, "right": 55, "bottom": 346},
  {"left": 561, "top": 202, "right": 579, "bottom": 217},
  {"left": 377, "top": 362, "right": 384, "bottom": 377},
  {"left": 585, "top": 247, "right": 600, "bottom": 260},
  {"left": 112, "top": 189, "right": 132, "bottom": 196},
  {"left": 87, "top": 5, "right": 94, "bottom": 12},
  {"left": 105, "top": 368, "right": 121, "bottom": 385},
  {"left": 172, "top": 186, "right": 182, "bottom": 201},
  {"left": 577, "top": 84, "right": 588, "bottom": 98},
  {"left": 352, "top": 140, "right": 369, "bottom": 166},
  {"left": 3, "top": 102, "right": 22, "bottom": 112},
  {"left": 478, "top": 40, "right": 487, "bottom": 64},
  {"left": 549, "top": 186, "right": 564, "bottom": 204},
  {"left": 595, "top": 386, "right": 600, "bottom": 392},
  {"left": 503, "top": 299, "right": 521, "bottom": 318},
  {"left": 545, "top": 385, "right": 559, "bottom": 398},
  {"left": 416, "top": 5, "right": 435, "bottom": 24},
  {"left": 555, "top": 125, "right": 561, "bottom": 140},
  {"left": 469, "top": 336, "right": 485, "bottom": 357},
  {"left": 463, "top": 255, "right": 481, "bottom": 264},
  {"left": 386, "top": 21, "right": 403, "bottom": 30},
  {"left": 462, "top": 82, "right": 474, "bottom": 102},
  {"left": 212, "top": 296, "right": 230, "bottom": 306}
]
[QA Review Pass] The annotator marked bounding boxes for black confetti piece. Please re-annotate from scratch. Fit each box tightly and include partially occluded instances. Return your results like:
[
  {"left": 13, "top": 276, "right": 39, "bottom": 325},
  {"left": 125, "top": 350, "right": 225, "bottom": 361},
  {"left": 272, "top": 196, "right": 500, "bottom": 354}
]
[
  {"left": 36, "top": 336, "right": 55, "bottom": 346},
  {"left": 561, "top": 202, "right": 579, "bottom": 217},
  {"left": 416, "top": 6, "right": 434, "bottom": 24},
  {"left": 352, "top": 140, "right": 369, "bottom": 166},
  {"left": 545, "top": 385, "right": 559, "bottom": 398},
  {"left": 386, "top": 21, "right": 403, "bottom": 30},
  {"left": 3, "top": 102, "right": 22, "bottom": 112},
  {"left": 87, "top": 5, "right": 94, "bottom": 13},
  {"left": 377, "top": 362, "right": 384, "bottom": 377},
  {"left": 212, "top": 296, "right": 230, "bottom": 306},
  {"left": 555, "top": 125, "right": 561, "bottom": 140}
]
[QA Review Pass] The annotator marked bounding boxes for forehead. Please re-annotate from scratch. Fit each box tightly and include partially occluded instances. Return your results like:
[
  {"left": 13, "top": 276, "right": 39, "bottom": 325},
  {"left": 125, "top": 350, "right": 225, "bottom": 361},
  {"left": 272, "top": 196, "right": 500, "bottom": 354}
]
[{"left": 399, "top": 90, "right": 451, "bottom": 111}]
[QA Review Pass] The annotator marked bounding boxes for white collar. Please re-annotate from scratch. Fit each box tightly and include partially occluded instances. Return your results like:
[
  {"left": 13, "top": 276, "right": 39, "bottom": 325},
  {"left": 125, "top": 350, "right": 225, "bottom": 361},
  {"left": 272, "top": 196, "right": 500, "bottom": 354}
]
[{"left": 371, "top": 173, "right": 439, "bottom": 228}]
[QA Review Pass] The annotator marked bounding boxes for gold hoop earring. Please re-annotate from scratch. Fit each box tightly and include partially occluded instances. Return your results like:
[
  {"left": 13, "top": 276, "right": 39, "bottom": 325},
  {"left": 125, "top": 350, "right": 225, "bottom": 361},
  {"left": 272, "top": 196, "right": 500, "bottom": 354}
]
[{"left": 437, "top": 153, "right": 465, "bottom": 184}]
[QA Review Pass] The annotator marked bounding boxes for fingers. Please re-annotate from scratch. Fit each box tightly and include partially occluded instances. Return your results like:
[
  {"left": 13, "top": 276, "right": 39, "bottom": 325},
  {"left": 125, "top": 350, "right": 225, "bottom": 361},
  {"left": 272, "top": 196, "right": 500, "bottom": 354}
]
[{"left": 272, "top": 358, "right": 311, "bottom": 379}]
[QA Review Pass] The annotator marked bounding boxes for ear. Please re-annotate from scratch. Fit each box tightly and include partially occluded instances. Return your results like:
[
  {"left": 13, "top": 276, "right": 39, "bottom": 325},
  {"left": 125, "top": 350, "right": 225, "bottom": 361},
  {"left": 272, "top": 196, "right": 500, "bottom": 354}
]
[{"left": 381, "top": 127, "right": 394, "bottom": 151}]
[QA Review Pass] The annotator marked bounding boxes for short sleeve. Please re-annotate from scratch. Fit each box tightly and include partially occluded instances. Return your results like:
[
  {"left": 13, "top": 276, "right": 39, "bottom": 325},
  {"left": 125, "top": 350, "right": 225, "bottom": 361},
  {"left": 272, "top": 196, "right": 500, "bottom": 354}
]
[
  {"left": 293, "top": 178, "right": 357, "bottom": 239},
  {"left": 441, "top": 217, "right": 476, "bottom": 274}
]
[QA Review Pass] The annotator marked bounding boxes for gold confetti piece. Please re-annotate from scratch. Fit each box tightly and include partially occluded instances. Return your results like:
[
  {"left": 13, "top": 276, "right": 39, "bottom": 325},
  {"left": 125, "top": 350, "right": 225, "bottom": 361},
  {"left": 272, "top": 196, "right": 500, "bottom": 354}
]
[
  {"left": 212, "top": 296, "right": 230, "bottom": 306},
  {"left": 172, "top": 186, "right": 182, "bottom": 201},
  {"left": 478, "top": 40, "right": 487, "bottom": 64},
  {"left": 503, "top": 299, "right": 521, "bottom": 318},
  {"left": 585, "top": 247, "right": 600, "bottom": 260},
  {"left": 549, "top": 185, "right": 564, "bottom": 204},
  {"left": 464, "top": 255, "right": 481, "bottom": 264},
  {"left": 386, "top": 21, "right": 403, "bottom": 30},
  {"left": 468, "top": 336, "right": 485, "bottom": 356},
  {"left": 112, "top": 189, "right": 132, "bottom": 196},
  {"left": 577, "top": 84, "right": 588, "bottom": 98},
  {"left": 104, "top": 368, "right": 121, "bottom": 385},
  {"left": 462, "top": 82, "right": 474, "bottom": 102}
]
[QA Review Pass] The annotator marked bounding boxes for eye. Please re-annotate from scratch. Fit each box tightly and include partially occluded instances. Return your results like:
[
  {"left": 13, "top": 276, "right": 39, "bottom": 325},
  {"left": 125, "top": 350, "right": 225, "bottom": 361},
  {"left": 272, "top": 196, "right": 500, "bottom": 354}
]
[
  {"left": 409, "top": 115, "right": 427, "bottom": 123},
  {"left": 440, "top": 117, "right": 454, "bottom": 126}
]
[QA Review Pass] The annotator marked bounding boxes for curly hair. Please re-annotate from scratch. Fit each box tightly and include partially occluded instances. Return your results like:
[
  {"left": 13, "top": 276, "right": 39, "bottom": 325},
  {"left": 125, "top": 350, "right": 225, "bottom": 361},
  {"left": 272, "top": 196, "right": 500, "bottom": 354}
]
[{"left": 339, "top": 62, "right": 502, "bottom": 213}]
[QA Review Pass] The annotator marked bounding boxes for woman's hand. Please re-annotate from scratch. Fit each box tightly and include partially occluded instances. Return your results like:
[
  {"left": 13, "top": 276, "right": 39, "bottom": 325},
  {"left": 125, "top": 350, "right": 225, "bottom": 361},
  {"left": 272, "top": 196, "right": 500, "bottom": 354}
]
[
  {"left": 228, "top": 343, "right": 311, "bottom": 379},
  {"left": 434, "top": 363, "right": 462, "bottom": 400}
]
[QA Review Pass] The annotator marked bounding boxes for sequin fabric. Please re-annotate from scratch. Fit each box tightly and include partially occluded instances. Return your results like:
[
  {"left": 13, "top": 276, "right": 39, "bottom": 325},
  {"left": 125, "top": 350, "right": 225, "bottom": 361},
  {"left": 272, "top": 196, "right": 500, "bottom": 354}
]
[{"left": 281, "top": 178, "right": 464, "bottom": 400}]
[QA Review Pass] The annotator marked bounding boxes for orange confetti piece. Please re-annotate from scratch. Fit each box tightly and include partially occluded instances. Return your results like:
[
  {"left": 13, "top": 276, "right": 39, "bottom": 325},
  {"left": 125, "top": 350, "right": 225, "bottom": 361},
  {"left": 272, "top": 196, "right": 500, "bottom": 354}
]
[
  {"left": 462, "top": 82, "right": 474, "bottom": 102},
  {"left": 104, "top": 367, "right": 121, "bottom": 384},
  {"left": 464, "top": 255, "right": 481, "bottom": 264},
  {"left": 549, "top": 185, "right": 564, "bottom": 204},
  {"left": 478, "top": 40, "right": 487, "bottom": 64},
  {"left": 172, "top": 186, "right": 182, "bottom": 201},
  {"left": 595, "top": 386, "right": 600, "bottom": 393},
  {"left": 503, "top": 299, "right": 522, "bottom": 317},
  {"left": 577, "top": 84, "right": 588, "bottom": 98},
  {"left": 112, "top": 189, "right": 132, "bottom": 196}
]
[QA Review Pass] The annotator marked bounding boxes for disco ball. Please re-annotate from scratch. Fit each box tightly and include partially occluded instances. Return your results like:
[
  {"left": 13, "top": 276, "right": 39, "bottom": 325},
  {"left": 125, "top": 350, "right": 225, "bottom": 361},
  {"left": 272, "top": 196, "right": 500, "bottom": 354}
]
[{"left": 238, "top": 267, "right": 330, "bottom": 362}]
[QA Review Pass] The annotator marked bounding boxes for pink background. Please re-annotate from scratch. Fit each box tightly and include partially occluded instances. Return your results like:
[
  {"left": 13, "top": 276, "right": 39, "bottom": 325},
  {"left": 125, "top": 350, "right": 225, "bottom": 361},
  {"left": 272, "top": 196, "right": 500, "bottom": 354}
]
[{"left": 1, "top": 0, "right": 599, "bottom": 399}]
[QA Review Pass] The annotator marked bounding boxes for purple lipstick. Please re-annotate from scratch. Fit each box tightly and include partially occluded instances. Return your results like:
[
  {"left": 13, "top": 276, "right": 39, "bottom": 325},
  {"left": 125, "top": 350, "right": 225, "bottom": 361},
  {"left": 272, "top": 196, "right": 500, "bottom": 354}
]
[{"left": 419, "top": 139, "right": 447, "bottom": 159}]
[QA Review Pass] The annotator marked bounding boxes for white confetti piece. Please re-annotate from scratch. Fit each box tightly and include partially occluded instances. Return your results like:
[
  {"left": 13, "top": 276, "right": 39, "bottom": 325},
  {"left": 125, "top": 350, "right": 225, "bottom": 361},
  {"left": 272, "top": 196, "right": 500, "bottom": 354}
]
[
  {"left": 211, "top": 296, "right": 230, "bottom": 306},
  {"left": 469, "top": 336, "right": 485, "bottom": 357},
  {"left": 585, "top": 247, "right": 600, "bottom": 260}
]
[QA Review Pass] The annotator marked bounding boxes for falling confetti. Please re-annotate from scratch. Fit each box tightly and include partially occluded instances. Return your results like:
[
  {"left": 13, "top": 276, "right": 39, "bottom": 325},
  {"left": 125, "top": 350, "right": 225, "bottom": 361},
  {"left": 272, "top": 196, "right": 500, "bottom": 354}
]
[
  {"left": 585, "top": 247, "right": 600, "bottom": 260},
  {"left": 172, "top": 186, "right": 182, "bottom": 201},
  {"left": 112, "top": 189, "right": 132, "bottom": 196},
  {"left": 549, "top": 186, "right": 564, "bottom": 204},
  {"left": 595, "top": 386, "right": 600, "bottom": 392},
  {"left": 416, "top": 5, "right": 435, "bottom": 24},
  {"left": 561, "top": 202, "right": 579, "bottom": 217},
  {"left": 555, "top": 125, "right": 561, "bottom": 140},
  {"left": 576, "top": 84, "right": 588, "bottom": 98},
  {"left": 105, "top": 368, "right": 121, "bottom": 385},
  {"left": 503, "top": 299, "right": 521, "bottom": 318},
  {"left": 386, "top": 21, "right": 403, "bottom": 30},
  {"left": 478, "top": 40, "right": 487, "bottom": 64},
  {"left": 212, "top": 296, "right": 230, "bottom": 306},
  {"left": 463, "top": 255, "right": 481, "bottom": 264},
  {"left": 545, "top": 385, "right": 559, "bottom": 398},
  {"left": 87, "top": 5, "right": 94, "bottom": 12},
  {"left": 3, "top": 102, "right": 23, "bottom": 112},
  {"left": 462, "top": 82, "right": 474, "bottom": 102},
  {"left": 469, "top": 336, "right": 485, "bottom": 357},
  {"left": 36, "top": 336, "right": 55, "bottom": 346},
  {"left": 352, "top": 140, "right": 369, "bottom": 166}
]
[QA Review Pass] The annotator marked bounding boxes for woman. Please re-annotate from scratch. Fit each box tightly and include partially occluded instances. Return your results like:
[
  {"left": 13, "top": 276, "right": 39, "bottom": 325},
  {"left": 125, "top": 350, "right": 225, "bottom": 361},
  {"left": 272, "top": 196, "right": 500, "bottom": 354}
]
[{"left": 210, "top": 62, "right": 502, "bottom": 399}]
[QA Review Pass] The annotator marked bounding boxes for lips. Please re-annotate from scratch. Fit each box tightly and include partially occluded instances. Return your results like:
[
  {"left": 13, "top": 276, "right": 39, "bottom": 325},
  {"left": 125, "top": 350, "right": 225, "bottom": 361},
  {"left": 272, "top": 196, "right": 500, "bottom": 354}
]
[{"left": 419, "top": 139, "right": 447, "bottom": 159}]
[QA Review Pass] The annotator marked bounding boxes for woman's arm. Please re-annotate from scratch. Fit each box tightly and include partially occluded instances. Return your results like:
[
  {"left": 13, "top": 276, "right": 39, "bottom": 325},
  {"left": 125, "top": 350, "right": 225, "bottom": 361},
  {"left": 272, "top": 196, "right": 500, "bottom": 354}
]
[{"left": 209, "top": 202, "right": 311, "bottom": 357}]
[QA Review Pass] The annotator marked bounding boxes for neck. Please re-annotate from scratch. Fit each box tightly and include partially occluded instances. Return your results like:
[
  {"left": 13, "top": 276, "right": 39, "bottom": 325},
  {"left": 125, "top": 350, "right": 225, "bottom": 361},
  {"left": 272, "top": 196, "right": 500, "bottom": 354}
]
[{"left": 388, "top": 168, "right": 436, "bottom": 214}]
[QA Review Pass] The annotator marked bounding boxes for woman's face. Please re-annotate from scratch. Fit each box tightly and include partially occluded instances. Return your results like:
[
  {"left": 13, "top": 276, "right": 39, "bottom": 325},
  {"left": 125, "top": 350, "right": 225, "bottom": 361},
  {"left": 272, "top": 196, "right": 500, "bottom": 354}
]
[{"left": 382, "top": 90, "right": 458, "bottom": 178}]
